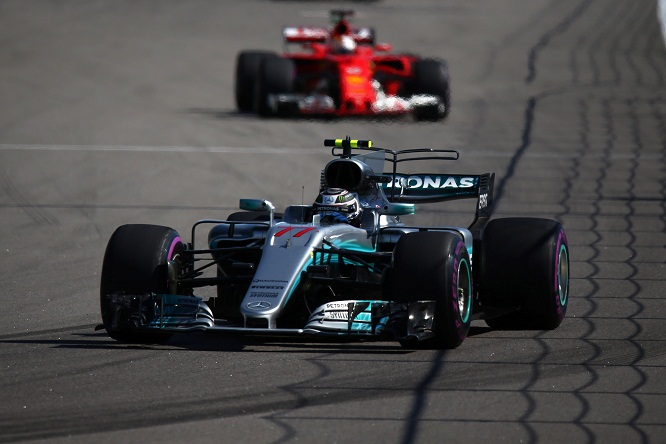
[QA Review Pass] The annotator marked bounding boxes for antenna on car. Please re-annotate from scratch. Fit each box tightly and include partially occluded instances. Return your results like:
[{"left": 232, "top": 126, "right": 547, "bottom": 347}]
[{"left": 301, "top": 185, "right": 306, "bottom": 223}]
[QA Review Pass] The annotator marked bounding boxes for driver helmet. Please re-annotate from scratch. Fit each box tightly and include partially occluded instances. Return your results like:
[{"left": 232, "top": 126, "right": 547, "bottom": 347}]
[
  {"left": 331, "top": 34, "right": 356, "bottom": 54},
  {"left": 313, "top": 188, "right": 361, "bottom": 226}
]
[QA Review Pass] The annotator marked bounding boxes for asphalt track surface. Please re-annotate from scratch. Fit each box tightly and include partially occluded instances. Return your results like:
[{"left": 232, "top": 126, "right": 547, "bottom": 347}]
[{"left": 1, "top": 1, "right": 665, "bottom": 442}]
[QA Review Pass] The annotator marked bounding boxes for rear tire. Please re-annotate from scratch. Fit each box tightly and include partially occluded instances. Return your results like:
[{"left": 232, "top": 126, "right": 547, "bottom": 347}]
[
  {"left": 479, "top": 218, "right": 569, "bottom": 330},
  {"left": 100, "top": 224, "right": 184, "bottom": 343},
  {"left": 412, "top": 58, "right": 451, "bottom": 121},
  {"left": 392, "top": 231, "right": 472, "bottom": 349},
  {"left": 235, "top": 51, "right": 276, "bottom": 112},
  {"left": 254, "top": 56, "right": 295, "bottom": 117}
]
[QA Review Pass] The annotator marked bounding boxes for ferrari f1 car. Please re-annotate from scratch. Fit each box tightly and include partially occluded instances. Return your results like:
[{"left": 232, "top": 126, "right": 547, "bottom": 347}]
[
  {"left": 235, "top": 10, "right": 450, "bottom": 121},
  {"left": 99, "top": 137, "right": 570, "bottom": 349}
]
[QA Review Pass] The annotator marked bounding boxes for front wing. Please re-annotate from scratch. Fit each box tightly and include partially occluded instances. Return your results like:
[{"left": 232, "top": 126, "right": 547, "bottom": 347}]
[
  {"left": 102, "top": 293, "right": 437, "bottom": 342},
  {"left": 268, "top": 93, "right": 444, "bottom": 117}
]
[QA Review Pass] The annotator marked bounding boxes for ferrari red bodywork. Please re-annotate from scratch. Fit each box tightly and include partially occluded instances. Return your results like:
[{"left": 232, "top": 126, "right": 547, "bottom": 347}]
[{"left": 235, "top": 11, "right": 450, "bottom": 121}]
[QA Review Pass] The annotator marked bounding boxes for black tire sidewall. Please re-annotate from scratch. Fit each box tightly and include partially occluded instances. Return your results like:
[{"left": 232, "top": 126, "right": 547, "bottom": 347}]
[
  {"left": 480, "top": 218, "right": 569, "bottom": 329},
  {"left": 392, "top": 231, "right": 472, "bottom": 348},
  {"left": 413, "top": 58, "right": 451, "bottom": 120},
  {"left": 254, "top": 56, "right": 294, "bottom": 116},
  {"left": 100, "top": 224, "right": 183, "bottom": 341},
  {"left": 235, "top": 51, "right": 275, "bottom": 112}
]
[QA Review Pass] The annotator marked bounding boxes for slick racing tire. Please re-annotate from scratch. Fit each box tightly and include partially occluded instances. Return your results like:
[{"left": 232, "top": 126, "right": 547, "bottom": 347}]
[
  {"left": 254, "top": 55, "right": 295, "bottom": 117},
  {"left": 100, "top": 224, "right": 185, "bottom": 343},
  {"left": 479, "top": 218, "right": 570, "bottom": 330},
  {"left": 413, "top": 58, "right": 451, "bottom": 121},
  {"left": 235, "top": 51, "right": 276, "bottom": 112},
  {"left": 392, "top": 231, "right": 472, "bottom": 349}
]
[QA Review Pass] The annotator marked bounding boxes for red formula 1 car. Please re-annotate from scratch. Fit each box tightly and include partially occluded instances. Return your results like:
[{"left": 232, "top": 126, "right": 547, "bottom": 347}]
[{"left": 235, "top": 10, "right": 450, "bottom": 121}]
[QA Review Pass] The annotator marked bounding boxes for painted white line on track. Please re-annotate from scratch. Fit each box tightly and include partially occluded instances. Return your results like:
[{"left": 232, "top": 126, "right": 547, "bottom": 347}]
[
  {"left": 0, "top": 144, "right": 312, "bottom": 154},
  {"left": 0, "top": 143, "right": 512, "bottom": 156},
  {"left": 0, "top": 143, "right": 660, "bottom": 160}
]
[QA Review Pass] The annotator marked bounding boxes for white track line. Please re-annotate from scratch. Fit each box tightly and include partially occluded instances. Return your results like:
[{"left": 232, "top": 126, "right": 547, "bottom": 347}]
[
  {"left": 0, "top": 143, "right": 659, "bottom": 159},
  {"left": 0, "top": 143, "right": 310, "bottom": 154}
]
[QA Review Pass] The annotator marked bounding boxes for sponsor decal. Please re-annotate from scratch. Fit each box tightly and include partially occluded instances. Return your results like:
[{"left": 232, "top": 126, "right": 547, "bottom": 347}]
[
  {"left": 251, "top": 285, "right": 285, "bottom": 290},
  {"left": 247, "top": 301, "right": 271, "bottom": 310},
  {"left": 478, "top": 193, "right": 488, "bottom": 209},
  {"left": 250, "top": 292, "right": 279, "bottom": 298},
  {"left": 326, "top": 311, "right": 348, "bottom": 320},
  {"left": 325, "top": 302, "right": 351, "bottom": 310},
  {"left": 384, "top": 175, "right": 477, "bottom": 189}
]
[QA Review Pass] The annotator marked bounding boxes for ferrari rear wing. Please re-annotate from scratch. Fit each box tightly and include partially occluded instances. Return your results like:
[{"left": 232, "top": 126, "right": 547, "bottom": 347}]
[{"left": 283, "top": 26, "right": 375, "bottom": 45}]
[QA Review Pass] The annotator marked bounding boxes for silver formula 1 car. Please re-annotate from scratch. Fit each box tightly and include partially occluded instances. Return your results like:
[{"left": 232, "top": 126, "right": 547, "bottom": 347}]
[{"left": 99, "top": 137, "right": 570, "bottom": 349}]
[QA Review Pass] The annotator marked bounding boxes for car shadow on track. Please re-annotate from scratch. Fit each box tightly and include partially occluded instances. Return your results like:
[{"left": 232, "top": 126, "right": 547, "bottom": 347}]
[
  {"left": 0, "top": 325, "right": 495, "bottom": 354},
  {"left": 183, "top": 107, "right": 422, "bottom": 124}
]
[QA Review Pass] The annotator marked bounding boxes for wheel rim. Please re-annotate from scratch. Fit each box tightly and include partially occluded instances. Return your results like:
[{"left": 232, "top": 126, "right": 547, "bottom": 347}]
[
  {"left": 166, "top": 236, "right": 183, "bottom": 295},
  {"left": 457, "top": 257, "right": 472, "bottom": 323},
  {"left": 557, "top": 245, "right": 569, "bottom": 306}
]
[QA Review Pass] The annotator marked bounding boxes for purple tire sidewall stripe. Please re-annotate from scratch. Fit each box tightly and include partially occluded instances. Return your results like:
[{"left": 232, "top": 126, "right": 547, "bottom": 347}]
[
  {"left": 453, "top": 240, "right": 471, "bottom": 334},
  {"left": 168, "top": 236, "right": 182, "bottom": 260}
]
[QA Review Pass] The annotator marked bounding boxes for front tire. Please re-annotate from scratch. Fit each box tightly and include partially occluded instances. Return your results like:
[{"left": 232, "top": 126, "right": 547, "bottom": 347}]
[
  {"left": 392, "top": 231, "right": 472, "bottom": 349},
  {"left": 100, "top": 224, "right": 185, "bottom": 343},
  {"left": 254, "top": 56, "right": 295, "bottom": 117},
  {"left": 479, "top": 218, "right": 570, "bottom": 330},
  {"left": 412, "top": 58, "right": 451, "bottom": 121},
  {"left": 235, "top": 51, "right": 276, "bottom": 112}
]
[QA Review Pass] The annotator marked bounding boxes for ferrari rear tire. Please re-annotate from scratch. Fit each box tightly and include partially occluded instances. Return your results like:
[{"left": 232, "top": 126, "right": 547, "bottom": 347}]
[
  {"left": 235, "top": 51, "right": 276, "bottom": 112},
  {"left": 100, "top": 224, "right": 184, "bottom": 343},
  {"left": 413, "top": 58, "right": 451, "bottom": 121},
  {"left": 392, "top": 231, "right": 472, "bottom": 349},
  {"left": 480, "top": 218, "right": 570, "bottom": 330},
  {"left": 254, "top": 55, "right": 295, "bottom": 117}
]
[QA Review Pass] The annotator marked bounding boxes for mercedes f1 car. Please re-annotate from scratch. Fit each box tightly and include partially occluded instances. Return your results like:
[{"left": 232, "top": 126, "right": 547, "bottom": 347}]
[
  {"left": 235, "top": 10, "right": 450, "bottom": 121},
  {"left": 99, "top": 137, "right": 570, "bottom": 349}
]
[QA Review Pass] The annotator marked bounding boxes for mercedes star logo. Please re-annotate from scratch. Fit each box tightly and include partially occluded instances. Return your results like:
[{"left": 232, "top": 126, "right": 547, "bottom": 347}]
[{"left": 247, "top": 301, "right": 272, "bottom": 310}]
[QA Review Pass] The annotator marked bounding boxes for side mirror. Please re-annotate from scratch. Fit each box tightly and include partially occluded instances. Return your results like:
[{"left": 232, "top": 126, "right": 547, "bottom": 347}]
[
  {"left": 383, "top": 203, "right": 415, "bottom": 216},
  {"left": 374, "top": 43, "right": 392, "bottom": 52},
  {"left": 239, "top": 199, "right": 276, "bottom": 225}
]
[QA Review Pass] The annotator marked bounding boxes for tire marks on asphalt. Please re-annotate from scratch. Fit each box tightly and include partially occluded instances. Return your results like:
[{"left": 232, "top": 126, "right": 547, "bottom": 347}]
[
  {"left": 0, "top": 167, "right": 58, "bottom": 226},
  {"left": 499, "top": 0, "right": 666, "bottom": 438},
  {"left": 526, "top": 0, "right": 593, "bottom": 83}
]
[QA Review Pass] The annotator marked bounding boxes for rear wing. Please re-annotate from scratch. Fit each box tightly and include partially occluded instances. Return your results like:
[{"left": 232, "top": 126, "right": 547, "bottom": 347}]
[
  {"left": 325, "top": 138, "right": 494, "bottom": 230},
  {"left": 383, "top": 172, "right": 495, "bottom": 232},
  {"left": 283, "top": 26, "right": 375, "bottom": 45},
  {"left": 382, "top": 173, "right": 491, "bottom": 203}
]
